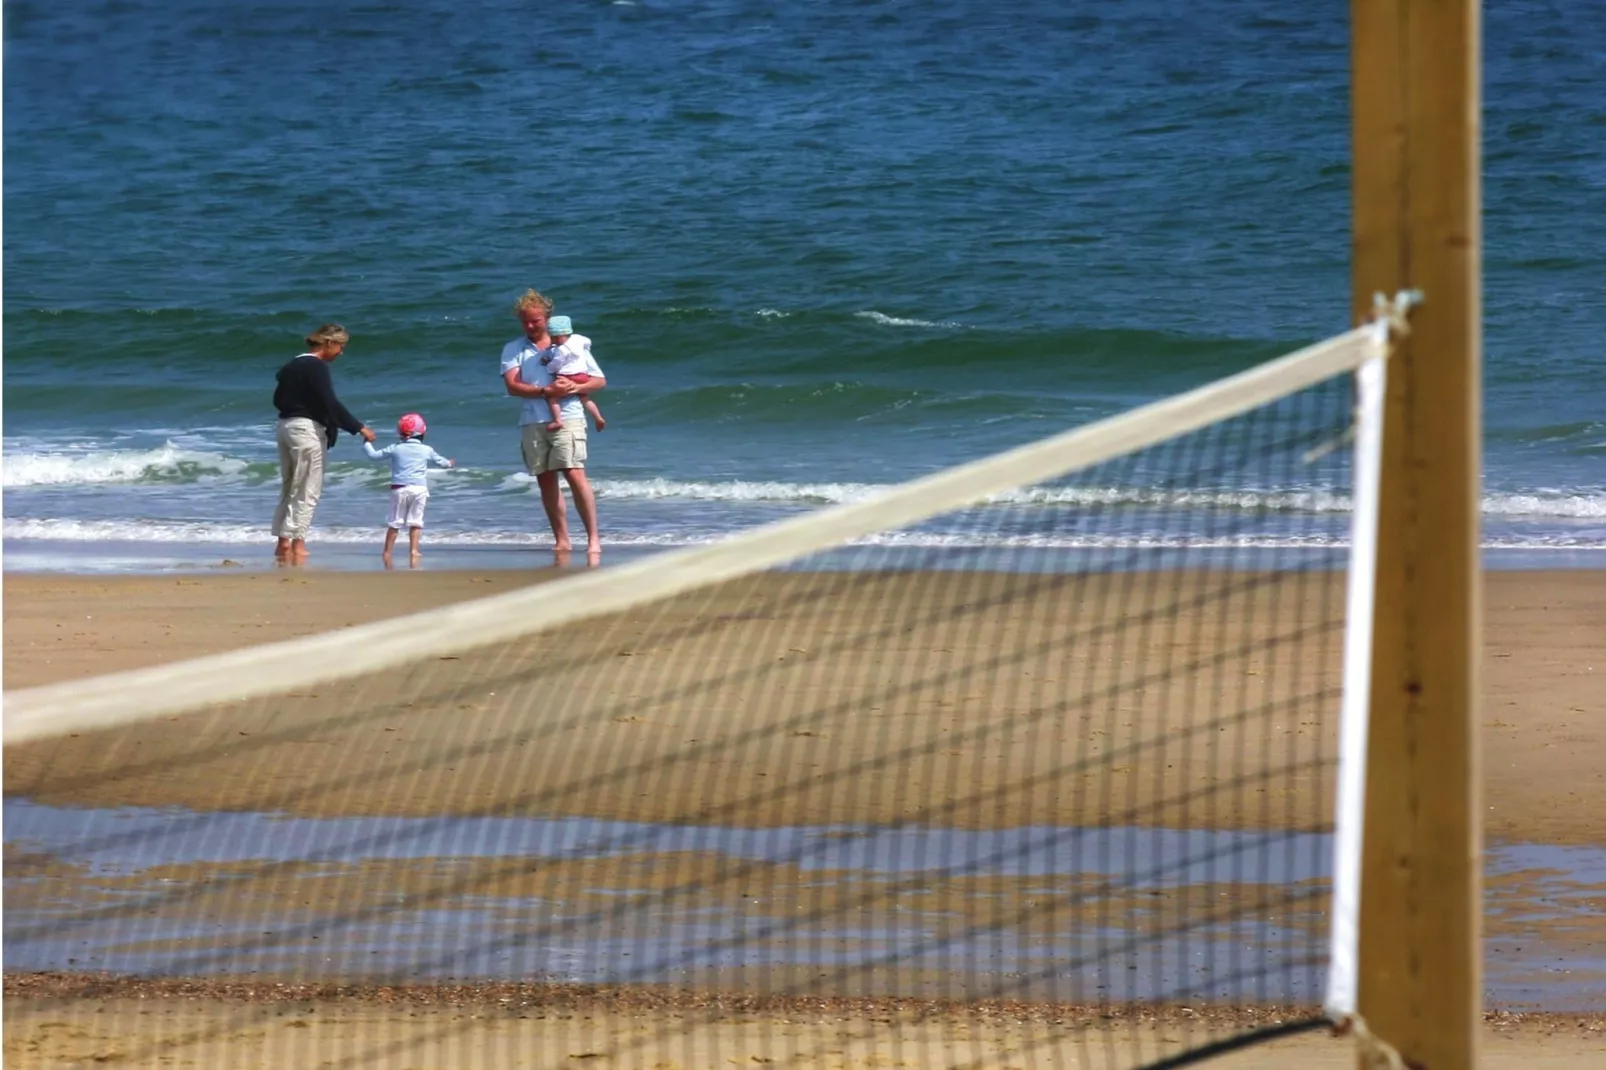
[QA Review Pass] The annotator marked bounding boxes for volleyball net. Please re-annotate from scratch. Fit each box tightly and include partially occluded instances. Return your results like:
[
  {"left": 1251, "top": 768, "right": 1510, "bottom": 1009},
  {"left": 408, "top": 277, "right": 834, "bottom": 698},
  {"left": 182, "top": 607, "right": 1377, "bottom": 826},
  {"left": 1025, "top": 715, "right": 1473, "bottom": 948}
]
[{"left": 3, "top": 304, "right": 1406, "bottom": 1069}]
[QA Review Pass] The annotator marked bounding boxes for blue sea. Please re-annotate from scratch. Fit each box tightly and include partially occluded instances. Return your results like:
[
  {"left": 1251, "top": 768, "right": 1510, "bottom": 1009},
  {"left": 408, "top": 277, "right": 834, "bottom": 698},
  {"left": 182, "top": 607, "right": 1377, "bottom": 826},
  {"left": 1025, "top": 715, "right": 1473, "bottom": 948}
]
[{"left": 5, "top": 0, "right": 1604, "bottom": 572}]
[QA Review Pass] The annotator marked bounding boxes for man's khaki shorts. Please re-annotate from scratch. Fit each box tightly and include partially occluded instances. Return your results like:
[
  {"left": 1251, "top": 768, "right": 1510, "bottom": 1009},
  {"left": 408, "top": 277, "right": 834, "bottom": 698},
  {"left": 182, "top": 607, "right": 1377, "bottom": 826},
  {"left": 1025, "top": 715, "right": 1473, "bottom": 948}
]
[{"left": 521, "top": 419, "right": 588, "bottom": 474}]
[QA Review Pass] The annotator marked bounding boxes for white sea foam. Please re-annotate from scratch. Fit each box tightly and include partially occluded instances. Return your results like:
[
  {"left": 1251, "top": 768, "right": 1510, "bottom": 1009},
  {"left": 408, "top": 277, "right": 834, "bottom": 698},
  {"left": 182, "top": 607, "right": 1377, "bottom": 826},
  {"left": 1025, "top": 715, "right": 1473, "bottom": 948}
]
[
  {"left": 594, "top": 478, "right": 888, "bottom": 504},
  {"left": 1, "top": 517, "right": 712, "bottom": 548},
  {"left": 2, "top": 442, "right": 490, "bottom": 491},
  {"left": 8, "top": 517, "right": 1601, "bottom": 553},
  {"left": 1, "top": 444, "right": 250, "bottom": 488},
  {"left": 4, "top": 518, "right": 294, "bottom": 544},
  {"left": 580, "top": 478, "right": 1606, "bottom": 520},
  {"left": 855, "top": 310, "right": 965, "bottom": 329},
  {"left": 6, "top": 444, "right": 1603, "bottom": 525},
  {"left": 1, "top": 518, "right": 511, "bottom": 545},
  {"left": 1483, "top": 491, "right": 1606, "bottom": 519}
]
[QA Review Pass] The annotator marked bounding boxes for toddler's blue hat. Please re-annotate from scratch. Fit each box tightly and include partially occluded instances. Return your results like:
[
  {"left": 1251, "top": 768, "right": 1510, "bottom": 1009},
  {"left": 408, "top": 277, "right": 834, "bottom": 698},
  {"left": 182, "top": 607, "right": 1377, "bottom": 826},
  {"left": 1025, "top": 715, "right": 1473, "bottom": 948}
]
[{"left": 548, "top": 316, "right": 573, "bottom": 335}]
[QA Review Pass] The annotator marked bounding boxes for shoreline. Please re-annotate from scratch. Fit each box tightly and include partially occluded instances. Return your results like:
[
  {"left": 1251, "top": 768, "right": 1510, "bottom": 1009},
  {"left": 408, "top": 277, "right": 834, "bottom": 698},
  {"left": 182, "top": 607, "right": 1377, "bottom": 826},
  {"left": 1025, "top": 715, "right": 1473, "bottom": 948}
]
[
  {"left": 0, "top": 537, "right": 663, "bottom": 577},
  {"left": 8, "top": 536, "right": 1606, "bottom": 577}
]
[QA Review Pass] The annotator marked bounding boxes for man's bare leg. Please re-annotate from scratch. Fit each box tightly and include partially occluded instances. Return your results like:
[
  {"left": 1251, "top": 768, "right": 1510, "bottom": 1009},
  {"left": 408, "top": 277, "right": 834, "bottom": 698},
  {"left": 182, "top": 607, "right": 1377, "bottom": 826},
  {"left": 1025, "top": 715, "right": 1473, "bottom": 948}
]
[
  {"left": 290, "top": 538, "right": 309, "bottom": 562},
  {"left": 563, "top": 468, "right": 601, "bottom": 557},
  {"left": 408, "top": 527, "right": 422, "bottom": 566},
  {"left": 382, "top": 528, "right": 398, "bottom": 567},
  {"left": 536, "top": 470, "right": 571, "bottom": 552},
  {"left": 274, "top": 537, "right": 292, "bottom": 560}
]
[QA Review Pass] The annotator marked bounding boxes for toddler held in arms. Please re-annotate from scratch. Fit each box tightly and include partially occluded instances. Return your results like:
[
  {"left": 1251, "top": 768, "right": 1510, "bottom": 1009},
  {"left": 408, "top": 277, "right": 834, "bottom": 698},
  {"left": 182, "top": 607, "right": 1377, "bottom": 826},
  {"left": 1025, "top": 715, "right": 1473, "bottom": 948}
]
[
  {"left": 542, "top": 316, "right": 606, "bottom": 432},
  {"left": 363, "top": 413, "right": 454, "bottom": 566}
]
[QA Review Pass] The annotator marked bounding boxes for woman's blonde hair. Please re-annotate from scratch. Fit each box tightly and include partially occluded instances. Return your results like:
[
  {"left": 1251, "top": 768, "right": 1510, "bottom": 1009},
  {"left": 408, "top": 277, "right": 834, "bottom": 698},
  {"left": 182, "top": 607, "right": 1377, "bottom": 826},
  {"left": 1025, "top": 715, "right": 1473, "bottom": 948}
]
[
  {"left": 513, "top": 289, "right": 554, "bottom": 316},
  {"left": 305, "top": 323, "right": 350, "bottom": 349}
]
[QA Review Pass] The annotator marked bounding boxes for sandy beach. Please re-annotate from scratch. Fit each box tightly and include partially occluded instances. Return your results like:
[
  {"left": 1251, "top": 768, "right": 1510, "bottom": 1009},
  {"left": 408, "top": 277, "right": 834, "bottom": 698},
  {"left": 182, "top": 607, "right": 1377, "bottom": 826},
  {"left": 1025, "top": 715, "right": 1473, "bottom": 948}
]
[
  {"left": 4, "top": 568, "right": 1604, "bottom": 843},
  {"left": 4, "top": 977, "right": 1604, "bottom": 1069},
  {"left": 5, "top": 568, "right": 1604, "bottom": 1068}
]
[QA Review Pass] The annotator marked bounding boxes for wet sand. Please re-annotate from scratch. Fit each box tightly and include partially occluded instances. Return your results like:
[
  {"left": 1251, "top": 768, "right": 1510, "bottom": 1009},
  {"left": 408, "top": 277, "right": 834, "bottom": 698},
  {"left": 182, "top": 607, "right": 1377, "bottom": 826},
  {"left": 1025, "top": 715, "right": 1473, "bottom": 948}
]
[{"left": 5, "top": 841, "right": 1602, "bottom": 1005}]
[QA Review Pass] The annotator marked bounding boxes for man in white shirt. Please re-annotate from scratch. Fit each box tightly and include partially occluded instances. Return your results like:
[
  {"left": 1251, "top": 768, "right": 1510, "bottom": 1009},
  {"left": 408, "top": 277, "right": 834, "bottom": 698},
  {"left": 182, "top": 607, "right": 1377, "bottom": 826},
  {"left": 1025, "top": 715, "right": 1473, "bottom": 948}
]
[{"left": 500, "top": 289, "right": 606, "bottom": 559}]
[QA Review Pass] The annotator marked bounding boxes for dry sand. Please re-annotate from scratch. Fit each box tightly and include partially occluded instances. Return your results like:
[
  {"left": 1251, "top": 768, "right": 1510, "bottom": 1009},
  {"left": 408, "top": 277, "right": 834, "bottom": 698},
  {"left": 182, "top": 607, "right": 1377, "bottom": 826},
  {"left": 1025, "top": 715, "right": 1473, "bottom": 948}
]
[
  {"left": 4, "top": 569, "right": 1604, "bottom": 842},
  {"left": 4, "top": 977, "right": 1605, "bottom": 1070}
]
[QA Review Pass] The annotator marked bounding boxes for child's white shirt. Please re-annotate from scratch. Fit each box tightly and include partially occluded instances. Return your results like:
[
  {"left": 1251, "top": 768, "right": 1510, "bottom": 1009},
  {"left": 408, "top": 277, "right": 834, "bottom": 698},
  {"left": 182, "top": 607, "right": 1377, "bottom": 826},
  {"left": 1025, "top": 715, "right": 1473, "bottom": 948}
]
[
  {"left": 363, "top": 438, "right": 451, "bottom": 487},
  {"left": 542, "top": 334, "right": 594, "bottom": 377}
]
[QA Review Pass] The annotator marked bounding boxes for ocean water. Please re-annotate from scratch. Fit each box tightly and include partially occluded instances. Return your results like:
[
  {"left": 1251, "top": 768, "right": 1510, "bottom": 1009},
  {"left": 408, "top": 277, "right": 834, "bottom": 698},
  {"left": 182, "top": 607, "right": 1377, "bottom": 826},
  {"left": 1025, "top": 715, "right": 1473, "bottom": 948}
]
[{"left": 5, "top": 0, "right": 1604, "bottom": 571}]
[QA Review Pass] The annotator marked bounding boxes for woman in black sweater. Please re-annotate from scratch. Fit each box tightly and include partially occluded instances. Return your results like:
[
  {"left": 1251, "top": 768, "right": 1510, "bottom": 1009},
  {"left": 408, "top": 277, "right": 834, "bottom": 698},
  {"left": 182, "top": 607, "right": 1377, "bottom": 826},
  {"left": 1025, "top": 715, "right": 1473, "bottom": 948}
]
[{"left": 271, "top": 324, "right": 374, "bottom": 561}]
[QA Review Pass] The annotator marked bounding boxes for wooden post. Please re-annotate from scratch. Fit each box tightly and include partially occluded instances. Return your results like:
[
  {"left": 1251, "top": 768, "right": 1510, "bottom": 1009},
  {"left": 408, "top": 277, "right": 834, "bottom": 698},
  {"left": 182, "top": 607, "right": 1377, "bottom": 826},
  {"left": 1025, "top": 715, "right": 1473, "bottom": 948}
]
[{"left": 1351, "top": 1, "right": 1482, "bottom": 1068}]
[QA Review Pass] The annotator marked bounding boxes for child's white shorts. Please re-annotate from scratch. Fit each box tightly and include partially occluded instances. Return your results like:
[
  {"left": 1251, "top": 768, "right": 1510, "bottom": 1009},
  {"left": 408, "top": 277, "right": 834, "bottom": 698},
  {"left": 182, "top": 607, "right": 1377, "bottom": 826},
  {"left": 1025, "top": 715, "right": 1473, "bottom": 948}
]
[{"left": 387, "top": 486, "right": 429, "bottom": 530}]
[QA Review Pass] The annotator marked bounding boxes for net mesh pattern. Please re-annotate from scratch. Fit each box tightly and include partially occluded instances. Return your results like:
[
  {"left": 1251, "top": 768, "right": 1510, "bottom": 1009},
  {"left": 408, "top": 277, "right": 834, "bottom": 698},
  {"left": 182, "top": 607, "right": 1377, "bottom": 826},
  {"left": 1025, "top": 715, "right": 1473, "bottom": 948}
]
[{"left": 4, "top": 371, "right": 1362, "bottom": 1068}]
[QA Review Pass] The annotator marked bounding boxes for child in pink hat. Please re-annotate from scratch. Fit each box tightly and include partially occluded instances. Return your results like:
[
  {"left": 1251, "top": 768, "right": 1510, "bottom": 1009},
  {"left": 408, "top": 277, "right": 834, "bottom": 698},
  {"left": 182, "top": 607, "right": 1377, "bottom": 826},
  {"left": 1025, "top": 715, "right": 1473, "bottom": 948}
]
[{"left": 363, "top": 413, "right": 454, "bottom": 565}]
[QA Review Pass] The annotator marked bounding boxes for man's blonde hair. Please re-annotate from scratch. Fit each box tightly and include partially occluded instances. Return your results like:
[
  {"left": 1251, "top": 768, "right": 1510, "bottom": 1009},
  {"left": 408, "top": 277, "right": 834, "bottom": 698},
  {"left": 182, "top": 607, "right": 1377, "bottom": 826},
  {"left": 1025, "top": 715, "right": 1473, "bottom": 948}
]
[
  {"left": 305, "top": 323, "right": 350, "bottom": 348},
  {"left": 513, "top": 289, "right": 554, "bottom": 316}
]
